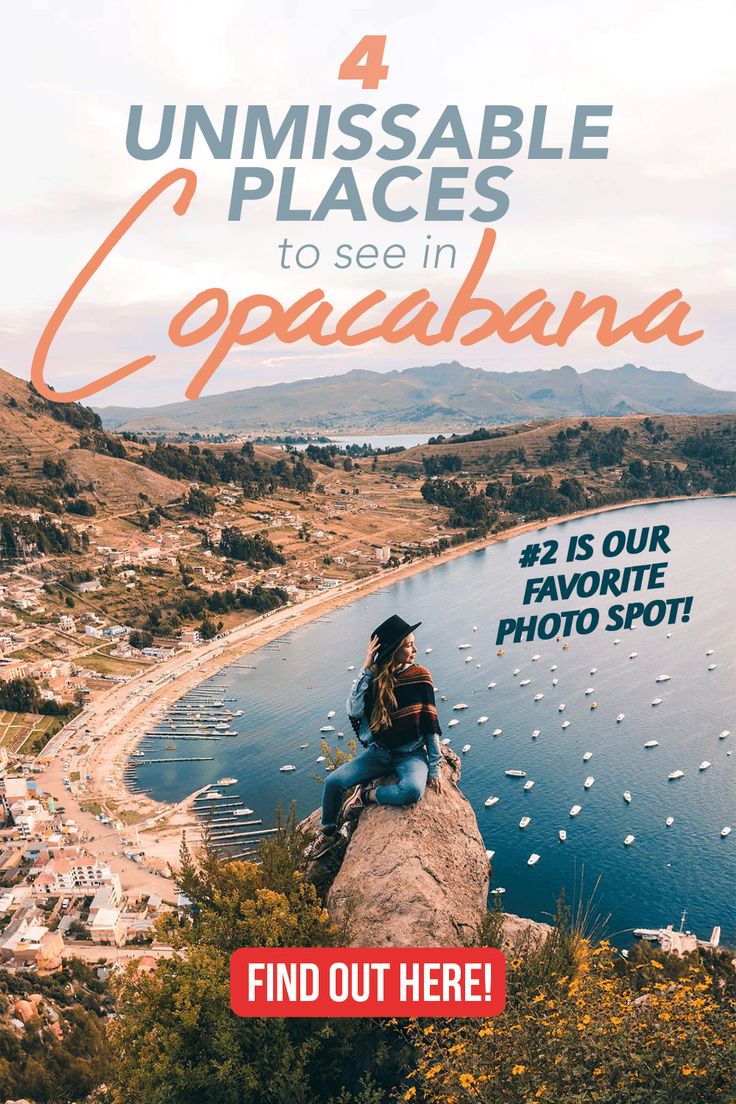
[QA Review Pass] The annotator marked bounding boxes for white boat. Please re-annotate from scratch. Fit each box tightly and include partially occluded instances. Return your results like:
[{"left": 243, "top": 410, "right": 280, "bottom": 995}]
[
  {"left": 558, "top": 703, "right": 566, "bottom": 711},
  {"left": 665, "top": 816, "right": 674, "bottom": 827},
  {"left": 531, "top": 729, "right": 541, "bottom": 739},
  {"left": 440, "top": 694, "right": 448, "bottom": 701},
  {"left": 532, "top": 654, "right": 541, "bottom": 661},
  {"left": 425, "top": 648, "right": 432, "bottom": 654},
  {"left": 448, "top": 718, "right": 459, "bottom": 728},
  {"left": 719, "top": 730, "right": 731, "bottom": 740},
  {"left": 721, "top": 826, "right": 732, "bottom": 838},
  {"left": 299, "top": 743, "right": 309, "bottom": 749},
  {"left": 327, "top": 710, "right": 336, "bottom": 719},
  {"left": 320, "top": 725, "right": 335, "bottom": 733},
  {"left": 316, "top": 755, "right": 326, "bottom": 763},
  {"left": 706, "top": 649, "right": 714, "bottom": 656},
  {"left": 651, "top": 698, "right": 663, "bottom": 706},
  {"left": 655, "top": 675, "right": 671, "bottom": 683},
  {"left": 629, "top": 652, "right": 638, "bottom": 659},
  {"left": 590, "top": 702, "right": 598, "bottom": 710},
  {"left": 347, "top": 665, "right": 355, "bottom": 671},
  {"left": 473, "top": 626, "right": 477, "bottom": 631},
  {"left": 217, "top": 777, "right": 238, "bottom": 786},
  {"left": 513, "top": 667, "right": 521, "bottom": 676},
  {"left": 462, "top": 744, "right": 471, "bottom": 754},
  {"left": 487, "top": 682, "right": 497, "bottom": 689},
  {"left": 624, "top": 834, "right": 635, "bottom": 846},
  {"left": 584, "top": 776, "right": 595, "bottom": 789},
  {"left": 623, "top": 791, "right": 632, "bottom": 803},
  {"left": 523, "top": 780, "right": 535, "bottom": 791},
  {"left": 552, "top": 678, "right": 559, "bottom": 686},
  {"left": 458, "top": 643, "right": 472, "bottom": 649},
  {"left": 234, "top": 808, "right": 255, "bottom": 816},
  {"left": 534, "top": 693, "right": 544, "bottom": 701},
  {"left": 441, "top": 737, "right": 452, "bottom": 745},
  {"left": 699, "top": 761, "right": 711, "bottom": 771},
  {"left": 234, "top": 709, "right": 244, "bottom": 716},
  {"left": 550, "top": 664, "right": 558, "bottom": 671},
  {"left": 616, "top": 714, "right": 625, "bottom": 723},
  {"left": 204, "top": 791, "right": 224, "bottom": 799},
  {"left": 527, "top": 853, "right": 540, "bottom": 865},
  {"left": 477, "top": 716, "right": 489, "bottom": 724},
  {"left": 644, "top": 740, "right": 659, "bottom": 748},
  {"left": 484, "top": 796, "right": 499, "bottom": 807},
  {"left": 520, "top": 678, "right": 531, "bottom": 686},
  {"left": 708, "top": 664, "right": 718, "bottom": 671},
  {"left": 585, "top": 687, "right": 595, "bottom": 695},
  {"left": 279, "top": 764, "right": 296, "bottom": 772},
  {"left": 569, "top": 804, "right": 582, "bottom": 817},
  {"left": 590, "top": 667, "right": 598, "bottom": 675},
  {"left": 668, "top": 770, "right": 685, "bottom": 780},
  {"left": 490, "top": 887, "right": 506, "bottom": 895},
  {"left": 559, "top": 830, "right": 567, "bottom": 842},
  {"left": 453, "top": 703, "right": 468, "bottom": 711},
  {"left": 492, "top": 728, "right": 503, "bottom": 737},
  {"left": 613, "top": 638, "right": 621, "bottom": 645},
  {"left": 561, "top": 720, "right": 571, "bottom": 729},
  {"left": 583, "top": 752, "right": 592, "bottom": 762},
  {"left": 464, "top": 657, "right": 473, "bottom": 663},
  {"left": 505, "top": 769, "right": 526, "bottom": 778},
  {"left": 519, "top": 816, "right": 531, "bottom": 829}
]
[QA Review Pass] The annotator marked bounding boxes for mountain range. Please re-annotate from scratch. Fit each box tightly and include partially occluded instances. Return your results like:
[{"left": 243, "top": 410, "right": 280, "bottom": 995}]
[{"left": 96, "top": 362, "right": 736, "bottom": 436}]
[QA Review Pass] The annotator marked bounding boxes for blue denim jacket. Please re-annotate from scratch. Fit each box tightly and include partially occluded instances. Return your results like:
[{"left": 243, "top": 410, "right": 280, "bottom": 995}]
[{"left": 346, "top": 666, "right": 442, "bottom": 779}]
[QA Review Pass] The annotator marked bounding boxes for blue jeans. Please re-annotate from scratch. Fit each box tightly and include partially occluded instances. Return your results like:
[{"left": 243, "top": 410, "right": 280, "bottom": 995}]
[{"left": 321, "top": 744, "right": 429, "bottom": 829}]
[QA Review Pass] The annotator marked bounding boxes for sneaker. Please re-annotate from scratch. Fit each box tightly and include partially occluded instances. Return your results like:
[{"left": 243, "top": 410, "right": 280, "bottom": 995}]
[
  {"left": 341, "top": 785, "right": 371, "bottom": 822},
  {"left": 305, "top": 829, "right": 340, "bottom": 861}
]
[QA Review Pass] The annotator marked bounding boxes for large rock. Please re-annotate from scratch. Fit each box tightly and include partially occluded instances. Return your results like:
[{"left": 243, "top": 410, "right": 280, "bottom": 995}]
[{"left": 324, "top": 749, "right": 490, "bottom": 947}]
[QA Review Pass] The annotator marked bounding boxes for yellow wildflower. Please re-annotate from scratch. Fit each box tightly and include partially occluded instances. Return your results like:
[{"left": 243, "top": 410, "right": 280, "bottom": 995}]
[
  {"left": 423, "top": 1025, "right": 435, "bottom": 1035},
  {"left": 681, "top": 1066, "right": 694, "bottom": 1077},
  {"left": 403, "top": 1089, "right": 416, "bottom": 1101},
  {"left": 511, "top": 1064, "right": 526, "bottom": 1075},
  {"left": 593, "top": 1068, "right": 603, "bottom": 1077},
  {"left": 425, "top": 1064, "right": 443, "bottom": 1080},
  {"left": 459, "top": 1074, "right": 476, "bottom": 1088},
  {"left": 510, "top": 958, "right": 522, "bottom": 970}
]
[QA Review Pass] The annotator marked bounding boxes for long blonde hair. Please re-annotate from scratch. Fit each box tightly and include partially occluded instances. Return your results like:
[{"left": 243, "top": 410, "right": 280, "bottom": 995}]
[{"left": 369, "top": 646, "right": 406, "bottom": 732}]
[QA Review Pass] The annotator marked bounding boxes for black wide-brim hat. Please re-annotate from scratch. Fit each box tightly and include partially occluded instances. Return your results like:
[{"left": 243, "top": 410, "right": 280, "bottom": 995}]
[{"left": 372, "top": 614, "right": 421, "bottom": 667}]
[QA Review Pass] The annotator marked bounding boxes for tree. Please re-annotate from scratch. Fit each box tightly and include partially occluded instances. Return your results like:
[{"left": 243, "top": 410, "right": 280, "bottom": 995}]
[
  {"left": 0, "top": 677, "right": 42, "bottom": 713},
  {"left": 108, "top": 823, "right": 409, "bottom": 1104},
  {"left": 184, "top": 487, "right": 216, "bottom": 516}
]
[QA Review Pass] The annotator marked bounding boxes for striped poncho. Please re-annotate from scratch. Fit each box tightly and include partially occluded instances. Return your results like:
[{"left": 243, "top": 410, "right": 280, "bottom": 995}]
[{"left": 361, "top": 663, "right": 442, "bottom": 750}]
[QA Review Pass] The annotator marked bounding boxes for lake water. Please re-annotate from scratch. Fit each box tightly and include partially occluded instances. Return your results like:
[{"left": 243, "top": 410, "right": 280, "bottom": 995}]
[{"left": 134, "top": 498, "right": 735, "bottom": 946}]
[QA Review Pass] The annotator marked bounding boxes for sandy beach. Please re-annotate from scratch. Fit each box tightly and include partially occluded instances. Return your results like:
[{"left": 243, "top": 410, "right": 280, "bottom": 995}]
[{"left": 36, "top": 493, "right": 727, "bottom": 890}]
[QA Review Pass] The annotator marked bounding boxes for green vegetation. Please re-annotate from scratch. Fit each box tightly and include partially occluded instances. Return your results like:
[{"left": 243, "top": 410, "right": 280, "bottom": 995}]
[
  {"left": 217, "top": 527, "right": 286, "bottom": 567},
  {"left": 139, "top": 441, "right": 314, "bottom": 496},
  {"left": 109, "top": 820, "right": 408, "bottom": 1104},
  {"left": 420, "top": 479, "right": 498, "bottom": 536},
  {"left": 0, "top": 959, "right": 112, "bottom": 1104},
  {"left": 0, "top": 514, "right": 89, "bottom": 561},
  {"left": 0, "top": 677, "right": 72, "bottom": 717}
]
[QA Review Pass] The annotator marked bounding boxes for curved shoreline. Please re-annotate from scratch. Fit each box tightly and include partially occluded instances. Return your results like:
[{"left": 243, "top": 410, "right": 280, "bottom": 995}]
[{"left": 40, "top": 492, "right": 732, "bottom": 870}]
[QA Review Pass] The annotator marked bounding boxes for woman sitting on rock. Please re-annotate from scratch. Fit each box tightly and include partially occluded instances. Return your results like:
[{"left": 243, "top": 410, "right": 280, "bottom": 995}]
[{"left": 308, "top": 615, "right": 443, "bottom": 859}]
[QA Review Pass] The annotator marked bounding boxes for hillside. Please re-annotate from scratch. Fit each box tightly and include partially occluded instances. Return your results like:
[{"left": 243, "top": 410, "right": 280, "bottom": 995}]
[
  {"left": 0, "top": 368, "right": 182, "bottom": 514},
  {"left": 95, "top": 363, "right": 736, "bottom": 436}
]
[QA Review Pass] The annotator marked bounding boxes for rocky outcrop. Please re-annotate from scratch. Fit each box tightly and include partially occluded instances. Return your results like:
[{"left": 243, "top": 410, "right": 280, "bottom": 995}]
[{"left": 314, "top": 749, "right": 490, "bottom": 947}]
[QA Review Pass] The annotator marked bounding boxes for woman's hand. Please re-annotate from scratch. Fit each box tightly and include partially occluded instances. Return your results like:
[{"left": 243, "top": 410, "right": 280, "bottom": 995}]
[
  {"left": 428, "top": 776, "right": 442, "bottom": 794},
  {"left": 364, "top": 633, "right": 380, "bottom": 672}
]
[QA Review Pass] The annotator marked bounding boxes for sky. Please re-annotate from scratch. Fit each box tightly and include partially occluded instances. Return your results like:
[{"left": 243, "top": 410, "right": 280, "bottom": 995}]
[{"left": 1, "top": 0, "right": 734, "bottom": 409}]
